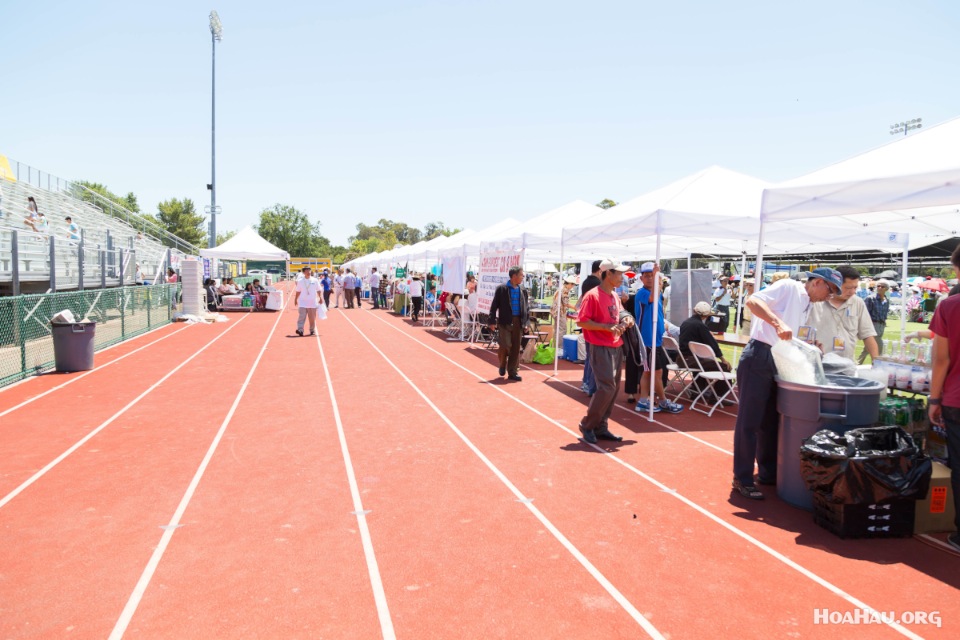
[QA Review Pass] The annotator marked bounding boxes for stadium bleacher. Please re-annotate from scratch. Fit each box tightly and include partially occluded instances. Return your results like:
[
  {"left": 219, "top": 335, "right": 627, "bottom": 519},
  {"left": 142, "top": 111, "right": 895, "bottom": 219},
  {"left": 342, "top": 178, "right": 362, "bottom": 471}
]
[{"left": 0, "top": 159, "right": 197, "bottom": 294}]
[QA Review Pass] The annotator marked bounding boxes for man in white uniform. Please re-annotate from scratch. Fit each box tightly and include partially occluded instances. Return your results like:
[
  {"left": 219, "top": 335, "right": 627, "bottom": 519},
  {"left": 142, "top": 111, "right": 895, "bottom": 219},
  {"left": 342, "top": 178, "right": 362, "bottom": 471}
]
[{"left": 294, "top": 267, "right": 321, "bottom": 336}]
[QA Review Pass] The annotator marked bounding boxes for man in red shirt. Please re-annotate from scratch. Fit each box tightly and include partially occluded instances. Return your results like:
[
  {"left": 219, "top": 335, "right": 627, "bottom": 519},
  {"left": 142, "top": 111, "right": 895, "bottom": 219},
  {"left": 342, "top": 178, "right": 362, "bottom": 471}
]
[
  {"left": 928, "top": 243, "right": 960, "bottom": 552},
  {"left": 576, "top": 259, "right": 635, "bottom": 444}
]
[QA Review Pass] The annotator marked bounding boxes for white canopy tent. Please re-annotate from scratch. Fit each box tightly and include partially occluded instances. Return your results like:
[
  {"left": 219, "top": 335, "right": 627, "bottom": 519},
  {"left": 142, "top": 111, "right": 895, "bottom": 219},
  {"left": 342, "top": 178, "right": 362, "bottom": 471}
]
[
  {"left": 560, "top": 165, "right": 918, "bottom": 420},
  {"left": 480, "top": 200, "right": 605, "bottom": 261},
  {"left": 761, "top": 116, "right": 960, "bottom": 222},
  {"left": 199, "top": 226, "right": 290, "bottom": 261},
  {"left": 757, "top": 116, "right": 960, "bottom": 337}
]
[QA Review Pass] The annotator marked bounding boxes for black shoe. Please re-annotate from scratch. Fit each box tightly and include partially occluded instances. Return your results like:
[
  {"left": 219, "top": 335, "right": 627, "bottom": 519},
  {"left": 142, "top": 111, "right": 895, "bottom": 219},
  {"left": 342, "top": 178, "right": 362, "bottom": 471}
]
[
  {"left": 595, "top": 429, "right": 623, "bottom": 442},
  {"left": 508, "top": 374, "right": 522, "bottom": 381},
  {"left": 309, "top": 331, "right": 315, "bottom": 336},
  {"left": 579, "top": 428, "right": 597, "bottom": 444},
  {"left": 754, "top": 475, "right": 776, "bottom": 486},
  {"left": 499, "top": 366, "right": 506, "bottom": 376},
  {"left": 296, "top": 329, "right": 303, "bottom": 336},
  {"left": 732, "top": 479, "right": 764, "bottom": 500}
]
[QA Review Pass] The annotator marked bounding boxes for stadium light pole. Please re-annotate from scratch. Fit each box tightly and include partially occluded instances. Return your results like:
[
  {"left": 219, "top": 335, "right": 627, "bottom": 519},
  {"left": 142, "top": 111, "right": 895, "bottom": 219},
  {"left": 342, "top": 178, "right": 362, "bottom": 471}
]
[
  {"left": 889, "top": 117, "right": 922, "bottom": 136},
  {"left": 208, "top": 10, "right": 223, "bottom": 248}
]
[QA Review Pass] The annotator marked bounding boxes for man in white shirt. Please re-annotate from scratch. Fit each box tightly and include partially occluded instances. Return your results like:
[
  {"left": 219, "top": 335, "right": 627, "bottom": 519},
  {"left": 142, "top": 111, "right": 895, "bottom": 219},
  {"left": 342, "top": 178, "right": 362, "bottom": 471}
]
[
  {"left": 343, "top": 269, "right": 356, "bottom": 309},
  {"left": 713, "top": 277, "right": 732, "bottom": 332},
  {"left": 368, "top": 268, "right": 382, "bottom": 309},
  {"left": 333, "top": 270, "right": 344, "bottom": 308},
  {"left": 732, "top": 268, "right": 841, "bottom": 500},
  {"left": 294, "top": 267, "right": 322, "bottom": 336},
  {"left": 409, "top": 274, "right": 424, "bottom": 322},
  {"left": 807, "top": 265, "right": 879, "bottom": 362}
]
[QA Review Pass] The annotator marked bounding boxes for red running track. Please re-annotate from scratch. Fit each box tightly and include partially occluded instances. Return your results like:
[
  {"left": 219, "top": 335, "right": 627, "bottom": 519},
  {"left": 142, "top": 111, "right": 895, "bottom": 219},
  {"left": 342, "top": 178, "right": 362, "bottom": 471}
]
[{"left": 0, "top": 284, "right": 956, "bottom": 639}]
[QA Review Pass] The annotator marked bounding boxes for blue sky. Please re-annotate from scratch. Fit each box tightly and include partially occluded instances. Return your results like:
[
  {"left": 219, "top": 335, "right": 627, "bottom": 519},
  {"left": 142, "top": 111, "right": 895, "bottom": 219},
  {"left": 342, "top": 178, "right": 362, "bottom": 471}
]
[{"left": 3, "top": 0, "right": 959, "bottom": 247}]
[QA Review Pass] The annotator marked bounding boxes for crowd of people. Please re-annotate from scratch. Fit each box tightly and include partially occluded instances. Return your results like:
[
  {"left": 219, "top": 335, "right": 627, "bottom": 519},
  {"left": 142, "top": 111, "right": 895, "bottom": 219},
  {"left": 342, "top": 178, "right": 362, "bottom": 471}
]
[{"left": 287, "top": 252, "right": 959, "bottom": 546}]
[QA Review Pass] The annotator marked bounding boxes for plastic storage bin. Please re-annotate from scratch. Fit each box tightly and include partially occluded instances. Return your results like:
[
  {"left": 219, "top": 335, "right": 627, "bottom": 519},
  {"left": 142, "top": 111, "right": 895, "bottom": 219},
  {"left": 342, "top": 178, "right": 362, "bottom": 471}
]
[
  {"left": 51, "top": 321, "right": 97, "bottom": 373},
  {"left": 776, "top": 374, "right": 886, "bottom": 510}
]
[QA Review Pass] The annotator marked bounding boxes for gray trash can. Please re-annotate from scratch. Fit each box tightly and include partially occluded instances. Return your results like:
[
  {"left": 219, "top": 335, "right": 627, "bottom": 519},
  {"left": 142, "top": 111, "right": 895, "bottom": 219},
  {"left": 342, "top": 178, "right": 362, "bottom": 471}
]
[
  {"left": 775, "top": 374, "right": 886, "bottom": 510},
  {"left": 51, "top": 321, "right": 97, "bottom": 373}
]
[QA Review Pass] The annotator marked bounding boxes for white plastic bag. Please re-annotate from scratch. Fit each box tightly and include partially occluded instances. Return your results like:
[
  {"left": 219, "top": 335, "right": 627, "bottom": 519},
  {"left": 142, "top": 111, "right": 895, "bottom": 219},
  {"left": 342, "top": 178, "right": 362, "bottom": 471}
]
[
  {"left": 771, "top": 339, "right": 826, "bottom": 386},
  {"left": 822, "top": 352, "right": 857, "bottom": 376}
]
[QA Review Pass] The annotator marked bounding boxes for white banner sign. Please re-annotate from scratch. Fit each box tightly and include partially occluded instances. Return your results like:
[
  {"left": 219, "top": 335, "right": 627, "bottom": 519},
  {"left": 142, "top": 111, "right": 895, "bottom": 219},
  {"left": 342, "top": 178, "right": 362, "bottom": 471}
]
[
  {"left": 441, "top": 255, "right": 465, "bottom": 295},
  {"left": 477, "top": 249, "right": 524, "bottom": 314}
]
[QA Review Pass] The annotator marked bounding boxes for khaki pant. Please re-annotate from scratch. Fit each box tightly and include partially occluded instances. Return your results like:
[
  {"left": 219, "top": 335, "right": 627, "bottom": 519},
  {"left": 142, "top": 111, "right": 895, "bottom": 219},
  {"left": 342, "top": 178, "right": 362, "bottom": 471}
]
[{"left": 297, "top": 307, "right": 317, "bottom": 333}]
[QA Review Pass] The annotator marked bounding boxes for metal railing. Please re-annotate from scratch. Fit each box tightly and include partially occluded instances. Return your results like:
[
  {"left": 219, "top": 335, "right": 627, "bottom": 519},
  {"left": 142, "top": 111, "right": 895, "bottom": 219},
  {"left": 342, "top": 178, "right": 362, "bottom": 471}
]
[
  {"left": 0, "top": 228, "right": 148, "bottom": 294},
  {"left": 4, "top": 157, "right": 201, "bottom": 256},
  {"left": 0, "top": 283, "right": 179, "bottom": 387}
]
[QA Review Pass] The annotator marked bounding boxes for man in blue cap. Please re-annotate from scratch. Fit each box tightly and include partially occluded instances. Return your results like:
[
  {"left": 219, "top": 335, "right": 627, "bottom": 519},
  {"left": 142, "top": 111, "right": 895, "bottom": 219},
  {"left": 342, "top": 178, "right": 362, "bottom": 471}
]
[{"left": 731, "top": 267, "right": 841, "bottom": 500}]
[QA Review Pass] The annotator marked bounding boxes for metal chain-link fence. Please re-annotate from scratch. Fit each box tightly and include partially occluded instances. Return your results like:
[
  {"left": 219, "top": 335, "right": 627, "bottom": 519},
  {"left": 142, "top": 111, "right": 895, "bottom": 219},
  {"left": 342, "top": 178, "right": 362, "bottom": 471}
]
[{"left": 0, "top": 284, "right": 179, "bottom": 387}]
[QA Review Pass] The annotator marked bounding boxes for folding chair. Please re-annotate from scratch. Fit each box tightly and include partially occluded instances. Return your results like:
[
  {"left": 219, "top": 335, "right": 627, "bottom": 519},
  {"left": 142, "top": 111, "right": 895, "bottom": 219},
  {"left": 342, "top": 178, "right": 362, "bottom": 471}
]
[
  {"left": 661, "top": 335, "right": 696, "bottom": 402},
  {"left": 444, "top": 302, "right": 462, "bottom": 337},
  {"left": 687, "top": 341, "right": 738, "bottom": 416}
]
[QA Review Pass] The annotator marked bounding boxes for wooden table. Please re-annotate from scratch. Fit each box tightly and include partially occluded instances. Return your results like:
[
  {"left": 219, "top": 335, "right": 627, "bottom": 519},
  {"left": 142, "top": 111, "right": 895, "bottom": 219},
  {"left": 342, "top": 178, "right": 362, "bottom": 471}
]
[
  {"left": 714, "top": 332, "right": 750, "bottom": 365},
  {"left": 715, "top": 332, "right": 751, "bottom": 348}
]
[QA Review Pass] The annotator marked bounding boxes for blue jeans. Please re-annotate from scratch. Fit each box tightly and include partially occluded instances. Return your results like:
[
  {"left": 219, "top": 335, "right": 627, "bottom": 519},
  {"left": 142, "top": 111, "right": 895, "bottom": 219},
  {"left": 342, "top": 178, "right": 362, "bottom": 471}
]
[
  {"left": 581, "top": 342, "right": 597, "bottom": 394},
  {"left": 732, "top": 341, "right": 779, "bottom": 485},
  {"left": 943, "top": 405, "right": 960, "bottom": 532}
]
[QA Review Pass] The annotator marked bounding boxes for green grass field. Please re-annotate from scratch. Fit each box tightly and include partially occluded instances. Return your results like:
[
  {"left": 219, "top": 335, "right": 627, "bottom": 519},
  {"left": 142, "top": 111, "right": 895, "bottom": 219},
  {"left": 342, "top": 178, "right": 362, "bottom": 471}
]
[{"left": 718, "top": 320, "right": 930, "bottom": 364}]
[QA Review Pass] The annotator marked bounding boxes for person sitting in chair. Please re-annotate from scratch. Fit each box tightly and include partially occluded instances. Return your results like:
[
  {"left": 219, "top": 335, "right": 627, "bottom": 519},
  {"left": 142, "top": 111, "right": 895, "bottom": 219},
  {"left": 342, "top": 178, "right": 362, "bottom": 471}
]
[{"left": 679, "top": 301, "right": 733, "bottom": 405}]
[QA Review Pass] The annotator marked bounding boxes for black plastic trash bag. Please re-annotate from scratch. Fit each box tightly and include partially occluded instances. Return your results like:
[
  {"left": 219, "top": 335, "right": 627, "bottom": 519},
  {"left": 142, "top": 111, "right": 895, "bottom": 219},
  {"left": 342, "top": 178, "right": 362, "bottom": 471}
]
[{"left": 800, "top": 425, "right": 932, "bottom": 504}]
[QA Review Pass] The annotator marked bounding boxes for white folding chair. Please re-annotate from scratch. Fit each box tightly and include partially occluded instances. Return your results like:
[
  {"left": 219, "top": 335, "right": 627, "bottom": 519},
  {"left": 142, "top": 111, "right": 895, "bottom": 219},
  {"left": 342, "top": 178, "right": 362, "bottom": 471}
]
[
  {"left": 444, "top": 302, "right": 462, "bottom": 336},
  {"left": 662, "top": 335, "right": 696, "bottom": 402},
  {"left": 687, "top": 341, "right": 738, "bottom": 416}
]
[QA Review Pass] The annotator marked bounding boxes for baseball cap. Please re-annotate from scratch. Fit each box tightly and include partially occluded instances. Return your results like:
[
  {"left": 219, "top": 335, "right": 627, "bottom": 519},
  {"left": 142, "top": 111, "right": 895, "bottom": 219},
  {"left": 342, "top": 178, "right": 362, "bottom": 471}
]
[
  {"left": 563, "top": 275, "right": 577, "bottom": 285},
  {"left": 640, "top": 262, "right": 656, "bottom": 274},
  {"left": 805, "top": 267, "right": 842, "bottom": 293},
  {"left": 599, "top": 258, "right": 630, "bottom": 273},
  {"left": 693, "top": 301, "right": 717, "bottom": 316}
]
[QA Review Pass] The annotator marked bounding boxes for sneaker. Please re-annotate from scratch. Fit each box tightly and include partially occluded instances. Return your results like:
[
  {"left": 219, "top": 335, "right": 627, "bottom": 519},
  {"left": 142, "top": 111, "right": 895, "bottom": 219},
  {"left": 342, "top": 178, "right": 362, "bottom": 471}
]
[
  {"left": 296, "top": 329, "right": 303, "bottom": 336},
  {"left": 658, "top": 399, "right": 684, "bottom": 414},
  {"left": 948, "top": 533, "right": 960, "bottom": 553},
  {"left": 635, "top": 399, "right": 661, "bottom": 413}
]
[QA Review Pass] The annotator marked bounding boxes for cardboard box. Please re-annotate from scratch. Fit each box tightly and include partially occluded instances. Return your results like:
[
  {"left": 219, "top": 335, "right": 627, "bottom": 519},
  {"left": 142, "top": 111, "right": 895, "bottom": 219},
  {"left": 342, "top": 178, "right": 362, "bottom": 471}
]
[{"left": 914, "top": 461, "right": 957, "bottom": 534}]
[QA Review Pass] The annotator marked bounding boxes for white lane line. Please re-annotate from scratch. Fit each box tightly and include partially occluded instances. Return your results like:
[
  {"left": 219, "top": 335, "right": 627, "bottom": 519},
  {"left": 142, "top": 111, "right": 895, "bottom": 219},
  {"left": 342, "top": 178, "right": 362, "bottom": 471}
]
[
  {"left": 366, "top": 313, "right": 926, "bottom": 640},
  {"left": 516, "top": 360, "right": 734, "bottom": 455},
  {"left": 109, "top": 300, "right": 287, "bottom": 639},
  {"left": 314, "top": 333, "right": 396, "bottom": 640},
  {"left": 0, "top": 324, "right": 192, "bottom": 419},
  {"left": 341, "top": 313, "right": 665, "bottom": 640},
  {"left": 0, "top": 315, "right": 249, "bottom": 512}
]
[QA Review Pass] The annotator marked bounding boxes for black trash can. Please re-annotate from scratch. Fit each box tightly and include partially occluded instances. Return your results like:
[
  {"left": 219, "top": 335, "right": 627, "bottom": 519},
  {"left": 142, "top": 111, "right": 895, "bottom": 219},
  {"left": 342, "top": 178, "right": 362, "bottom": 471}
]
[
  {"left": 51, "top": 321, "right": 97, "bottom": 372},
  {"left": 775, "top": 374, "right": 885, "bottom": 510}
]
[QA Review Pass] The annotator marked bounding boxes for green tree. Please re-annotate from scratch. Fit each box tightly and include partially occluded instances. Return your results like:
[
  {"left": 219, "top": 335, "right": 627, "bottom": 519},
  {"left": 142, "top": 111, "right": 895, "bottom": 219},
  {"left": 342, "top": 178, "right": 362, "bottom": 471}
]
[
  {"left": 422, "top": 221, "right": 462, "bottom": 240},
  {"left": 256, "top": 203, "right": 336, "bottom": 257},
  {"left": 352, "top": 219, "right": 422, "bottom": 246},
  {"left": 156, "top": 198, "right": 206, "bottom": 247},
  {"left": 597, "top": 198, "right": 618, "bottom": 209},
  {"left": 216, "top": 230, "right": 237, "bottom": 245}
]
